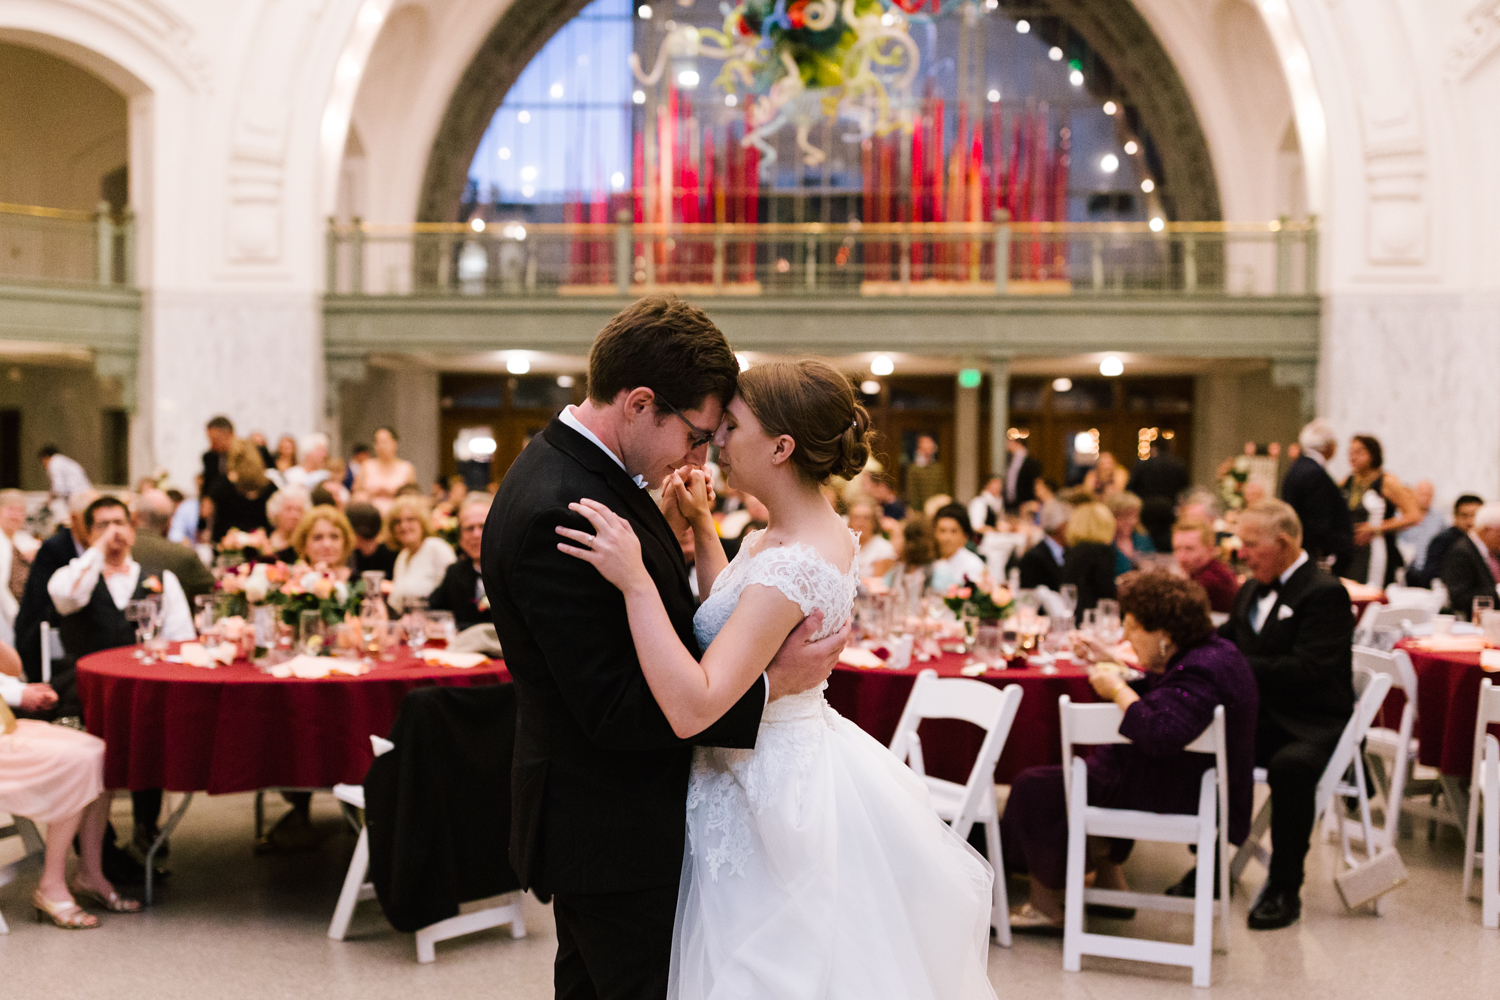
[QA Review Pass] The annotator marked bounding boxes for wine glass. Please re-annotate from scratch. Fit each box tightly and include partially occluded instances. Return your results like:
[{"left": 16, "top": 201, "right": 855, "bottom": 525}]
[
  {"left": 427, "top": 610, "right": 457, "bottom": 647},
  {"left": 1058, "top": 584, "right": 1078, "bottom": 621},
  {"left": 125, "top": 600, "right": 152, "bottom": 658},
  {"left": 405, "top": 612, "right": 428, "bottom": 653},
  {"left": 974, "top": 625, "right": 1005, "bottom": 668}
]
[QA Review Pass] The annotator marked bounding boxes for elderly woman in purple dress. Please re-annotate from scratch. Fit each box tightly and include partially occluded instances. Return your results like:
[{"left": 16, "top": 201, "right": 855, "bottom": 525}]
[{"left": 1002, "top": 570, "right": 1259, "bottom": 930}]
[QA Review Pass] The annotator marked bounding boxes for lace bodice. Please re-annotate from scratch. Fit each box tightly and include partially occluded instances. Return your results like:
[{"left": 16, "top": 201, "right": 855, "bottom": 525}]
[{"left": 693, "top": 528, "right": 858, "bottom": 652}]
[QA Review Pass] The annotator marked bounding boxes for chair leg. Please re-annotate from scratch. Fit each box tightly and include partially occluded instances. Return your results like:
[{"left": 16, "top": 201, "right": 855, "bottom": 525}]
[
  {"left": 1191, "top": 782, "right": 1216, "bottom": 988},
  {"left": 1062, "top": 761, "right": 1088, "bottom": 974},
  {"left": 1485, "top": 758, "right": 1499, "bottom": 929},
  {"left": 1465, "top": 777, "right": 1483, "bottom": 901},
  {"left": 985, "top": 816, "right": 1011, "bottom": 948},
  {"left": 328, "top": 827, "right": 370, "bottom": 941},
  {"left": 1231, "top": 798, "right": 1272, "bottom": 883}
]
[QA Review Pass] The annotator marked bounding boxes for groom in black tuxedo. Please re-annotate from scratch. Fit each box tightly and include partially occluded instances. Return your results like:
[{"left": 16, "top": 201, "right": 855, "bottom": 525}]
[
  {"left": 483, "top": 296, "right": 845, "bottom": 1000},
  {"left": 1219, "top": 499, "right": 1354, "bottom": 930}
]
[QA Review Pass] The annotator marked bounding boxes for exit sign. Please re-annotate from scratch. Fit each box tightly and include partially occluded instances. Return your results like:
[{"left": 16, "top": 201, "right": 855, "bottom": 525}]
[{"left": 958, "top": 368, "right": 982, "bottom": 388}]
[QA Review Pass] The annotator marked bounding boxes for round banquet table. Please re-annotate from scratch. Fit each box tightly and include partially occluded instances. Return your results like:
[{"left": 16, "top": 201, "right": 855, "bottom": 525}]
[
  {"left": 824, "top": 652, "right": 1097, "bottom": 785},
  {"left": 1394, "top": 641, "right": 1500, "bottom": 777},
  {"left": 77, "top": 644, "right": 510, "bottom": 795}
]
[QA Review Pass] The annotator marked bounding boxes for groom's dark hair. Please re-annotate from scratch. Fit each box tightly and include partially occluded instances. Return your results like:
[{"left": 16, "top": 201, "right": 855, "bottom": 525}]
[{"left": 586, "top": 295, "right": 739, "bottom": 411}]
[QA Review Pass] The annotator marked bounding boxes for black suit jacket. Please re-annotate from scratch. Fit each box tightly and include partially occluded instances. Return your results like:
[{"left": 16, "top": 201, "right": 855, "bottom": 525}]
[
  {"left": 1218, "top": 559, "right": 1353, "bottom": 745},
  {"left": 1017, "top": 539, "right": 1063, "bottom": 591},
  {"left": 1004, "top": 454, "right": 1044, "bottom": 507},
  {"left": 14, "top": 526, "right": 78, "bottom": 682},
  {"left": 1280, "top": 456, "right": 1353, "bottom": 574},
  {"left": 1411, "top": 525, "right": 1464, "bottom": 589},
  {"left": 1126, "top": 453, "right": 1189, "bottom": 504},
  {"left": 1439, "top": 534, "right": 1497, "bottom": 620},
  {"left": 1061, "top": 541, "right": 1117, "bottom": 624},
  {"left": 482, "top": 419, "right": 765, "bottom": 896},
  {"left": 427, "top": 558, "right": 488, "bottom": 633}
]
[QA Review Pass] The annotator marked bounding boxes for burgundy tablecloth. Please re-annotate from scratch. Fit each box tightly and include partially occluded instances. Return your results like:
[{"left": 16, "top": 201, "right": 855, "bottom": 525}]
[
  {"left": 77, "top": 644, "right": 509, "bottom": 794},
  {"left": 1392, "top": 642, "right": 1500, "bottom": 777},
  {"left": 825, "top": 652, "right": 1096, "bottom": 785}
]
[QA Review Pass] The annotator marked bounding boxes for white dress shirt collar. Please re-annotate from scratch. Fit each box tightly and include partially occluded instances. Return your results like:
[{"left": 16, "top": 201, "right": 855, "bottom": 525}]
[
  {"left": 1280, "top": 550, "right": 1309, "bottom": 586},
  {"left": 560, "top": 406, "right": 647, "bottom": 489},
  {"left": 1252, "top": 550, "right": 1309, "bottom": 633}
]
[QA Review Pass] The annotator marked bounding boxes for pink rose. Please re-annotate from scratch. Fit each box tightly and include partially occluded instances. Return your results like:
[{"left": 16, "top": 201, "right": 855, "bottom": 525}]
[{"left": 312, "top": 576, "right": 334, "bottom": 600}]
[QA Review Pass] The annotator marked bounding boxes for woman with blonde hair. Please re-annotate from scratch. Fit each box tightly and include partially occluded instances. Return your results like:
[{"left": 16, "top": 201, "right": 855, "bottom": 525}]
[
  {"left": 384, "top": 494, "right": 454, "bottom": 612},
  {"left": 291, "top": 505, "right": 356, "bottom": 573},
  {"left": 207, "top": 438, "right": 277, "bottom": 544},
  {"left": 1061, "top": 500, "right": 1119, "bottom": 622}
]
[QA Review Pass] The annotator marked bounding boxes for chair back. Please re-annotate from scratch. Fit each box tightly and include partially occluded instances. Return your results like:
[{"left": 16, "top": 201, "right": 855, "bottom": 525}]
[
  {"left": 1357, "top": 602, "right": 1433, "bottom": 645},
  {"left": 1059, "top": 695, "right": 1227, "bottom": 824},
  {"left": 1314, "top": 666, "right": 1392, "bottom": 815},
  {"left": 1471, "top": 678, "right": 1500, "bottom": 787},
  {"left": 1354, "top": 644, "right": 1418, "bottom": 715},
  {"left": 889, "top": 670, "right": 1023, "bottom": 793},
  {"left": 1384, "top": 585, "right": 1446, "bottom": 613}
]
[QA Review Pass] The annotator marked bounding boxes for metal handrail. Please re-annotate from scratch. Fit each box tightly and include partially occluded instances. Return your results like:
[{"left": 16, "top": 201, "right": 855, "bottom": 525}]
[
  {"left": 0, "top": 201, "right": 135, "bottom": 286},
  {"left": 336, "top": 219, "right": 1317, "bottom": 238}
]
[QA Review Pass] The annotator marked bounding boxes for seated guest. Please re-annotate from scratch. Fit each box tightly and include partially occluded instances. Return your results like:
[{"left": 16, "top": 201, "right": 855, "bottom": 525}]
[
  {"left": 281, "top": 433, "right": 332, "bottom": 491},
  {"left": 346, "top": 502, "right": 397, "bottom": 579},
  {"left": 967, "top": 477, "right": 1005, "bottom": 533},
  {"left": 1398, "top": 480, "right": 1444, "bottom": 576},
  {"left": 132, "top": 489, "right": 214, "bottom": 603},
  {"left": 885, "top": 513, "right": 936, "bottom": 592},
  {"left": 264, "top": 486, "right": 311, "bottom": 562},
  {"left": 1411, "top": 493, "right": 1482, "bottom": 589},
  {"left": 1061, "top": 501, "right": 1118, "bottom": 622},
  {"left": 1016, "top": 499, "right": 1070, "bottom": 591},
  {"left": 291, "top": 505, "right": 355, "bottom": 572},
  {"left": 1, "top": 640, "right": 141, "bottom": 927},
  {"left": 1439, "top": 501, "right": 1500, "bottom": 619},
  {"left": 14, "top": 490, "right": 95, "bottom": 687},
  {"left": 929, "top": 504, "right": 987, "bottom": 594},
  {"left": 267, "top": 434, "right": 298, "bottom": 487},
  {"left": 386, "top": 495, "right": 456, "bottom": 613},
  {"left": 1218, "top": 499, "right": 1353, "bottom": 929},
  {"left": 1083, "top": 451, "right": 1128, "bottom": 499},
  {"left": 1002, "top": 571, "right": 1258, "bottom": 930},
  {"left": 1107, "top": 491, "right": 1156, "bottom": 574},
  {"left": 429, "top": 494, "right": 493, "bottom": 632},
  {"left": 1172, "top": 519, "right": 1239, "bottom": 614},
  {"left": 867, "top": 472, "right": 908, "bottom": 522},
  {"left": 49, "top": 496, "right": 195, "bottom": 860},
  {"left": 847, "top": 502, "right": 897, "bottom": 579},
  {"left": 207, "top": 438, "right": 277, "bottom": 544}
]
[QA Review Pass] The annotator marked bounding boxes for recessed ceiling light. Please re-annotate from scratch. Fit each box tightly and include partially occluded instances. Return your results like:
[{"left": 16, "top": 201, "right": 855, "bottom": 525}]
[
  {"left": 1099, "top": 356, "right": 1124, "bottom": 377},
  {"left": 1052, "top": 377, "right": 1073, "bottom": 392},
  {"left": 860, "top": 380, "right": 881, "bottom": 396},
  {"left": 507, "top": 354, "right": 531, "bottom": 375},
  {"left": 870, "top": 355, "right": 895, "bottom": 376}
]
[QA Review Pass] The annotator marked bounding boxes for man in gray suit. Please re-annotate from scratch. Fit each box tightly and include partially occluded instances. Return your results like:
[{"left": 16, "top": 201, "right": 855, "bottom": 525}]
[{"left": 132, "top": 489, "right": 214, "bottom": 602}]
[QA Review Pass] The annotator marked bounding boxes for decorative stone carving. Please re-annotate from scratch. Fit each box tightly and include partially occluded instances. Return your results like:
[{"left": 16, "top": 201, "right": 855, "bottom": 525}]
[
  {"left": 69, "top": 0, "right": 213, "bottom": 89},
  {"left": 1448, "top": 1, "right": 1500, "bottom": 80}
]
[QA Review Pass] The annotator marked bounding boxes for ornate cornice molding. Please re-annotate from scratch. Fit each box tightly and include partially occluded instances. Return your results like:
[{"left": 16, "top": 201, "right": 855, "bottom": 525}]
[{"left": 1448, "top": 0, "right": 1500, "bottom": 80}]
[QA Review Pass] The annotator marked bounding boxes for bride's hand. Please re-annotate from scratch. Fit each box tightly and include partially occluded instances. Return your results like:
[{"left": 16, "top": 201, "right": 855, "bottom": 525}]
[
  {"left": 556, "top": 500, "right": 653, "bottom": 594},
  {"left": 667, "top": 467, "right": 715, "bottom": 524}
]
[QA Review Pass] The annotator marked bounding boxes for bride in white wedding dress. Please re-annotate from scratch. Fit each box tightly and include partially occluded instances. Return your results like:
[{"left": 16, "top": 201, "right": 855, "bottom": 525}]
[{"left": 556, "top": 359, "right": 997, "bottom": 1000}]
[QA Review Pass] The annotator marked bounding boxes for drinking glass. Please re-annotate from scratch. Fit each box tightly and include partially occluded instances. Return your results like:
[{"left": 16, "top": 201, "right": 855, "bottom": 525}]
[
  {"left": 974, "top": 625, "right": 1005, "bottom": 668},
  {"left": 1482, "top": 610, "right": 1500, "bottom": 646},
  {"left": 125, "top": 600, "right": 151, "bottom": 657},
  {"left": 193, "top": 594, "right": 215, "bottom": 633},
  {"left": 299, "top": 610, "right": 326, "bottom": 656},
  {"left": 1080, "top": 608, "right": 1099, "bottom": 638},
  {"left": 1058, "top": 584, "right": 1078, "bottom": 619},
  {"left": 427, "top": 610, "right": 457, "bottom": 647},
  {"left": 1474, "top": 596, "right": 1495, "bottom": 623},
  {"left": 1096, "top": 599, "right": 1120, "bottom": 621},
  {"left": 405, "top": 611, "right": 428, "bottom": 652}
]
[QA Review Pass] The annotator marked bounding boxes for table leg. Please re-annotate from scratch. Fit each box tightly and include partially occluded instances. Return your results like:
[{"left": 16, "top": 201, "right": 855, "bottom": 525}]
[
  {"left": 1440, "top": 775, "right": 1469, "bottom": 832},
  {"left": 145, "top": 793, "right": 194, "bottom": 908}
]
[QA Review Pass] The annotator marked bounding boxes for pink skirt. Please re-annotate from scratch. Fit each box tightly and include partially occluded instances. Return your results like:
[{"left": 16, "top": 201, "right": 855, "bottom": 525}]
[{"left": 0, "top": 720, "right": 105, "bottom": 824}]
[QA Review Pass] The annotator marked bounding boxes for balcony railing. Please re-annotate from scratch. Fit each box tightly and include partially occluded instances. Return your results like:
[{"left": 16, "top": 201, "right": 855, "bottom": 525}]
[
  {"left": 0, "top": 201, "right": 135, "bottom": 288},
  {"left": 325, "top": 216, "right": 1317, "bottom": 299}
]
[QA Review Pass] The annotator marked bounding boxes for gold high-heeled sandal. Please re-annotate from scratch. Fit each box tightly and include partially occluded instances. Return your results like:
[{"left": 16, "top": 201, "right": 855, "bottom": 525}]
[
  {"left": 69, "top": 882, "right": 143, "bottom": 914},
  {"left": 33, "top": 891, "right": 99, "bottom": 929}
]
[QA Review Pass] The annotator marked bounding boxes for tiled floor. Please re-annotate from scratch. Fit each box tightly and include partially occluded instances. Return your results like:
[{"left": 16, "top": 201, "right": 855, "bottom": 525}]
[{"left": 2, "top": 790, "right": 1496, "bottom": 998}]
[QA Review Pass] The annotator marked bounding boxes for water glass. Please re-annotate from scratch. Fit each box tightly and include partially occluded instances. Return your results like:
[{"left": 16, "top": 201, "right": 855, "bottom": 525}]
[
  {"left": 299, "top": 610, "right": 326, "bottom": 656},
  {"left": 974, "top": 625, "right": 1006, "bottom": 668},
  {"left": 1482, "top": 610, "right": 1500, "bottom": 646},
  {"left": 1474, "top": 596, "right": 1495, "bottom": 623},
  {"left": 405, "top": 612, "right": 428, "bottom": 652},
  {"left": 1058, "top": 584, "right": 1078, "bottom": 619},
  {"left": 427, "top": 610, "right": 457, "bottom": 646},
  {"left": 1080, "top": 608, "right": 1099, "bottom": 638}
]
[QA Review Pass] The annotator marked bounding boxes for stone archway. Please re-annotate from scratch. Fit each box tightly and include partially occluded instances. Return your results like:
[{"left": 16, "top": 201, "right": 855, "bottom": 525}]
[{"left": 415, "top": 0, "right": 1224, "bottom": 224}]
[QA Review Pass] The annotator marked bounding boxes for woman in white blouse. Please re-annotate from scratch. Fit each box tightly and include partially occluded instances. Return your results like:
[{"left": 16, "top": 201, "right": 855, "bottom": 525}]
[
  {"left": 1, "top": 641, "right": 141, "bottom": 927},
  {"left": 385, "top": 494, "right": 455, "bottom": 613},
  {"left": 928, "top": 503, "right": 988, "bottom": 594}
]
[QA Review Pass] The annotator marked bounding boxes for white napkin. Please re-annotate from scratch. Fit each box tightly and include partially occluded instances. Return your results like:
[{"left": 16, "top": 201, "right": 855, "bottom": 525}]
[
  {"left": 178, "top": 642, "right": 236, "bottom": 668},
  {"left": 960, "top": 662, "right": 989, "bottom": 677},
  {"left": 1480, "top": 649, "right": 1500, "bottom": 673},
  {"left": 838, "top": 647, "right": 885, "bottom": 670},
  {"left": 269, "top": 656, "right": 372, "bottom": 679},
  {"left": 420, "top": 650, "right": 490, "bottom": 669}
]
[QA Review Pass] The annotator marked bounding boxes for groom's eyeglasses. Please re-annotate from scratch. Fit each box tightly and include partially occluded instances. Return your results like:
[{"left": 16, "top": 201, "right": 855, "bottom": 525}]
[{"left": 655, "top": 393, "right": 717, "bottom": 450}]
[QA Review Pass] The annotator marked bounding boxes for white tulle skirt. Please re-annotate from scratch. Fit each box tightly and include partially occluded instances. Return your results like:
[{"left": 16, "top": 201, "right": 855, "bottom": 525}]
[{"left": 670, "top": 690, "right": 997, "bottom": 1000}]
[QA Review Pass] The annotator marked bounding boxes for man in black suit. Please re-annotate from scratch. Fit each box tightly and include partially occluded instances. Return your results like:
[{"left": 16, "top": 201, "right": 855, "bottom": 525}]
[
  {"left": 483, "top": 296, "right": 844, "bottom": 1000},
  {"left": 1279, "top": 419, "right": 1353, "bottom": 575},
  {"left": 1439, "top": 502, "right": 1500, "bottom": 620},
  {"left": 1219, "top": 499, "right": 1353, "bottom": 930},
  {"left": 1126, "top": 438, "right": 1189, "bottom": 505},
  {"left": 14, "top": 489, "right": 95, "bottom": 687},
  {"left": 1411, "top": 493, "right": 1481, "bottom": 590},
  {"left": 1000, "top": 437, "right": 1050, "bottom": 509},
  {"left": 428, "top": 492, "right": 491, "bottom": 632},
  {"left": 1015, "top": 499, "right": 1069, "bottom": 590},
  {"left": 198, "top": 415, "right": 234, "bottom": 535}
]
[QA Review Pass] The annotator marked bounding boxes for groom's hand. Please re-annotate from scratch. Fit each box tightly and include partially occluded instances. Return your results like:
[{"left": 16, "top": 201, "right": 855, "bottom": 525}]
[{"left": 765, "top": 610, "right": 850, "bottom": 702}]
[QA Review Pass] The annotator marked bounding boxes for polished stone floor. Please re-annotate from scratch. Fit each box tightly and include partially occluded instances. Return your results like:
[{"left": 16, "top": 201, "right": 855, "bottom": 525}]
[{"left": 2, "top": 790, "right": 1496, "bottom": 998}]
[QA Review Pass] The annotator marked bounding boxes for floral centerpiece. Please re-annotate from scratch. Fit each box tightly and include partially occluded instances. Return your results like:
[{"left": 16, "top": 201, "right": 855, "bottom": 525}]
[
  {"left": 216, "top": 528, "right": 270, "bottom": 570},
  {"left": 943, "top": 578, "right": 1015, "bottom": 623},
  {"left": 267, "top": 566, "right": 365, "bottom": 629},
  {"left": 1217, "top": 455, "right": 1251, "bottom": 511}
]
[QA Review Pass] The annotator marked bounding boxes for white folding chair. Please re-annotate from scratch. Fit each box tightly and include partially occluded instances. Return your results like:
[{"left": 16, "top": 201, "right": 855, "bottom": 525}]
[
  {"left": 1058, "top": 698, "right": 1229, "bottom": 988},
  {"left": 1354, "top": 646, "right": 1460, "bottom": 847},
  {"left": 1354, "top": 602, "right": 1433, "bottom": 646},
  {"left": 39, "top": 621, "right": 63, "bottom": 683},
  {"left": 328, "top": 734, "right": 527, "bottom": 963},
  {"left": 0, "top": 813, "right": 46, "bottom": 934},
  {"left": 888, "top": 669, "right": 1024, "bottom": 946},
  {"left": 1383, "top": 585, "right": 1447, "bottom": 614},
  {"left": 1461, "top": 679, "right": 1500, "bottom": 928},
  {"left": 1231, "top": 666, "right": 1393, "bottom": 907}
]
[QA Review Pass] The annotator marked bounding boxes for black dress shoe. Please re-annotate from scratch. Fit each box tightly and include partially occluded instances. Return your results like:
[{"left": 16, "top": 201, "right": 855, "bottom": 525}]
[
  {"left": 1164, "top": 867, "right": 1224, "bottom": 899},
  {"left": 1247, "top": 886, "right": 1301, "bottom": 930}
]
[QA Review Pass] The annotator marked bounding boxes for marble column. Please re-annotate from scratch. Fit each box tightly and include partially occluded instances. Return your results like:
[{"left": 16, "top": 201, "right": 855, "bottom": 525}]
[
  {"left": 989, "top": 355, "right": 1012, "bottom": 480},
  {"left": 954, "top": 371, "right": 979, "bottom": 503}
]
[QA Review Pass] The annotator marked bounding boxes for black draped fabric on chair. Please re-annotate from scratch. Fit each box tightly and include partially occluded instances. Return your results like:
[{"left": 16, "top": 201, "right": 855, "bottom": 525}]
[{"left": 364, "top": 683, "right": 522, "bottom": 933}]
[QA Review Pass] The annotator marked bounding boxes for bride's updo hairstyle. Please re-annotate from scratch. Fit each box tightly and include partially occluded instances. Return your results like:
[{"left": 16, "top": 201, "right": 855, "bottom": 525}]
[{"left": 735, "top": 360, "right": 872, "bottom": 483}]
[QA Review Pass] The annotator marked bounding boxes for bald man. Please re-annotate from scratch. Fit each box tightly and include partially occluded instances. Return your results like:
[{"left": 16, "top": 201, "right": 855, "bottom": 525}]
[{"left": 133, "top": 489, "right": 215, "bottom": 602}]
